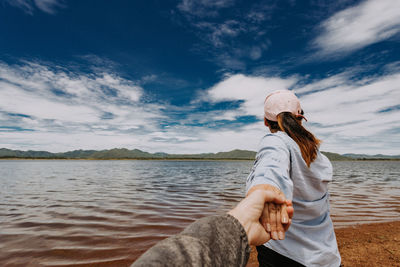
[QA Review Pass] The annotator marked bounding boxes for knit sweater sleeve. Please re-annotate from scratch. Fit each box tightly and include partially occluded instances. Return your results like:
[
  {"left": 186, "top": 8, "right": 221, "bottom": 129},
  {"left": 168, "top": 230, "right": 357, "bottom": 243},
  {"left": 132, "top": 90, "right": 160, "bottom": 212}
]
[{"left": 131, "top": 214, "right": 251, "bottom": 267}]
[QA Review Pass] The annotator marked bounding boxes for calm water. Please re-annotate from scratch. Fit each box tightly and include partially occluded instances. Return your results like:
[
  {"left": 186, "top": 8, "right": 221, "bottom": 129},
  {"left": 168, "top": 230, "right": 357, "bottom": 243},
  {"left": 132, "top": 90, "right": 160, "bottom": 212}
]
[{"left": 1, "top": 160, "right": 399, "bottom": 266}]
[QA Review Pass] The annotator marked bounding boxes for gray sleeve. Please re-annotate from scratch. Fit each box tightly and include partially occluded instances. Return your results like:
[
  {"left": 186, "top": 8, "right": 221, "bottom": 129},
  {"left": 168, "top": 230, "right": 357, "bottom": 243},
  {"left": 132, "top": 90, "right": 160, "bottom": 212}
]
[{"left": 131, "top": 214, "right": 251, "bottom": 267}]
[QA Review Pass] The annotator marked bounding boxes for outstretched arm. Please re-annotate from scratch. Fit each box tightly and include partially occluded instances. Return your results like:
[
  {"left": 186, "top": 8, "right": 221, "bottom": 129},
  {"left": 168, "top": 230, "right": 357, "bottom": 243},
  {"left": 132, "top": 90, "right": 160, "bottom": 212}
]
[{"left": 131, "top": 190, "right": 289, "bottom": 267}]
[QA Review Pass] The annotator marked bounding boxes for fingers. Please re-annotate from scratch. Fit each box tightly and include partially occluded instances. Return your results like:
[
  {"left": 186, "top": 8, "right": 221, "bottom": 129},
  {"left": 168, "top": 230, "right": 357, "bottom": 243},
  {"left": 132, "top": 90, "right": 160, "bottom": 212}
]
[
  {"left": 268, "top": 203, "right": 278, "bottom": 240},
  {"left": 285, "top": 199, "right": 294, "bottom": 219},
  {"left": 265, "top": 203, "right": 287, "bottom": 240},
  {"left": 281, "top": 204, "right": 289, "bottom": 224},
  {"left": 280, "top": 204, "right": 292, "bottom": 236},
  {"left": 276, "top": 205, "right": 285, "bottom": 240},
  {"left": 261, "top": 203, "right": 271, "bottom": 232}
]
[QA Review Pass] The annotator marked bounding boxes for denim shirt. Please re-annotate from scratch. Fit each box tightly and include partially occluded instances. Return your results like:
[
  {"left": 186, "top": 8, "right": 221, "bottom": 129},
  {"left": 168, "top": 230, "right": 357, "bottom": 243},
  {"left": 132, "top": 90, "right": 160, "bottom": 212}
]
[{"left": 246, "top": 131, "right": 341, "bottom": 267}]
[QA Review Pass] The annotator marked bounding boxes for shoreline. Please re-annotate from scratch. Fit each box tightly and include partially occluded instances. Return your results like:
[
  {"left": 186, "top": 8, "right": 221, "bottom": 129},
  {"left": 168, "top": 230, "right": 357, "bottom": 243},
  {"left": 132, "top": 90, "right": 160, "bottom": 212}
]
[
  {"left": 0, "top": 157, "right": 255, "bottom": 161},
  {"left": 1, "top": 158, "right": 399, "bottom": 161},
  {"left": 247, "top": 220, "right": 400, "bottom": 267}
]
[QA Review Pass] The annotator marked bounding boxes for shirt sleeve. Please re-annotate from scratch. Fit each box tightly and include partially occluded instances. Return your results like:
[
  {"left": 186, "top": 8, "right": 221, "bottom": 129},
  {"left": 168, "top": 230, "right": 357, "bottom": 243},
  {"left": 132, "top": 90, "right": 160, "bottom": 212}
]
[
  {"left": 246, "top": 134, "right": 293, "bottom": 200},
  {"left": 131, "top": 214, "right": 251, "bottom": 267}
]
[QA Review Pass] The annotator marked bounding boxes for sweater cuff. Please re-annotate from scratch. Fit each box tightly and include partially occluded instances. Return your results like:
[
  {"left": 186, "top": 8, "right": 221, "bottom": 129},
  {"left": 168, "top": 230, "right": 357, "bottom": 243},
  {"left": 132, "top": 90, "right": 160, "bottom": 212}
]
[{"left": 225, "top": 214, "right": 251, "bottom": 259}]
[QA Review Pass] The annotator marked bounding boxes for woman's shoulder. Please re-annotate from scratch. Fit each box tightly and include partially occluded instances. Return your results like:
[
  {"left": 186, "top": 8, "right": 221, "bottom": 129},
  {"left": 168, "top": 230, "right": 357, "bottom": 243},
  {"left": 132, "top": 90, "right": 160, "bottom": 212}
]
[
  {"left": 258, "top": 132, "right": 293, "bottom": 155},
  {"left": 260, "top": 132, "right": 296, "bottom": 150},
  {"left": 260, "top": 132, "right": 288, "bottom": 146}
]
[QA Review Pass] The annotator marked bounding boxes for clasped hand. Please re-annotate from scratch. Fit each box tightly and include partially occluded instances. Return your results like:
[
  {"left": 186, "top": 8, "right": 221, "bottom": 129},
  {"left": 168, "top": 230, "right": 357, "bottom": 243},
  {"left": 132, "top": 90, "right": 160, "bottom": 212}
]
[{"left": 228, "top": 185, "right": 293, "bottom": 246}]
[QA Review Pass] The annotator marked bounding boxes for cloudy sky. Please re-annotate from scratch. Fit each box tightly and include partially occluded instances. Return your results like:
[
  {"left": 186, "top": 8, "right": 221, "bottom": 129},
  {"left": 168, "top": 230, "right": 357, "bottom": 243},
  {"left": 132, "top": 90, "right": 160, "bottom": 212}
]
[{"left": 1, "top": 0, "right": 399, "bottom": 155}]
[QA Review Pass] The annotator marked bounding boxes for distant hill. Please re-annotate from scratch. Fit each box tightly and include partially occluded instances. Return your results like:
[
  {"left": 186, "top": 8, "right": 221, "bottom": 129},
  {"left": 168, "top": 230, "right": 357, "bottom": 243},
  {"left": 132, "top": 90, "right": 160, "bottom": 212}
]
[
  {"left": 0, "top": 148, "right": 56, "bottom": 158},
  {"left": 0, "top": 148, "right": 256, "bottom": 160},
  {"left": 343, "top": 153, "right": 400, "bottom": 160},
  {"left": 168, "top": 149, "right": 257, "bottom": 160},
  {"left": 321, "top": 151, "right": 352, "bottom": 161},
  {"left": 89, "top": 148, "right": 154, "bottom": 159},
  {"left": 0, "top": 147, "right": 397, "bottom": 161}
]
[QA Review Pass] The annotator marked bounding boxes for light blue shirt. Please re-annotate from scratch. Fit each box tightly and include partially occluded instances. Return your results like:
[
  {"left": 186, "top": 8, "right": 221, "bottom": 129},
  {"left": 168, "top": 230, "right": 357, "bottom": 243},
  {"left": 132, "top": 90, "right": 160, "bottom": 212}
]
[{"left": 246, "top": 131, "right": 341, "bottom": 267}]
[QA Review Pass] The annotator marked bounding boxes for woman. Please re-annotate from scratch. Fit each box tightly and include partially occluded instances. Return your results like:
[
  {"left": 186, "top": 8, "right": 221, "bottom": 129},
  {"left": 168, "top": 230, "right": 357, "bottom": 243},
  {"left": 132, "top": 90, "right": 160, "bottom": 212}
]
[{"left": 246, "top": 90, "right": 341, "bottom": 267}]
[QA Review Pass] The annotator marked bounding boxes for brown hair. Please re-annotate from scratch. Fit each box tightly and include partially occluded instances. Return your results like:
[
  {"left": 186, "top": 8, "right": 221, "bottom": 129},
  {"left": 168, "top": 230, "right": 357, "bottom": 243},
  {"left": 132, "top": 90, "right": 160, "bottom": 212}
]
[{"left": 266, "top": 112, "right": 320, "bottom": 167}]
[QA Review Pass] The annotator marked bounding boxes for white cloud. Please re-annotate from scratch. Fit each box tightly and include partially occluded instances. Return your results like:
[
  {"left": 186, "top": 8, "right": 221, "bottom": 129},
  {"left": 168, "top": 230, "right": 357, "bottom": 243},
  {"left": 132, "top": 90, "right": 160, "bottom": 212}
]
[
  {"left": 34, "top": 0, "right": 64, "bottom": 14},
  {"left": 1, "top": 61, "right": 399, "bottom": 155},
  {"left": 195, "top": 20, "right": 245, "bottom": 48},
  {"left": 195, "top": 70, "right": 400, "bottom": 155},
  {"left": 249, "top": 46, "right": 263, "bottom": 60},
  {"left": 176, "top": 1, "right": 273, "bottom": 70},
  {"left": 204, "top": 74, "right": 297, "bottom": 118},
  {"left": 0, "top": 81, "right": 97, "bottom": 123},
  {"left": 190, "top": 19, "right": 270, "bottom": 69},
  {"left": 299, "top": 73, "right": 400, "bottom": 125},
  {"left": 313, "top": 0, "right": 400, "bottom": 57},
  {"left": 177, "top": 0, "right": 234, "bottom": 18},
  {"left": 1, "top": 63, "right": 272, "bottom": 154},
  {"left": 5, "top": 0, "right": 34, "bottom": 14},
  {"left": 0, "top": 61, "right": 164, "bottom": 152},
  {"left": 4, "top": 0, "right": 65, "bottom": 14},
  {"left": 134, "top": 122, "right": 266, "bottom": 154}
]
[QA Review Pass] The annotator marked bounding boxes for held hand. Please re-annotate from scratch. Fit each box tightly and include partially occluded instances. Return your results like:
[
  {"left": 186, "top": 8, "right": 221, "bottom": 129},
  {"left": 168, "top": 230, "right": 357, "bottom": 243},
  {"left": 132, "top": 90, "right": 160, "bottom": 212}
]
[
  {"left": 248, "top": 184, "right": 293, "bottom": 240},
  {"left": 260, "top": 202, "right": 293, "bottom": 240},
  {"left": 228, "top": 189, "right": 286, "bottom": 246}
]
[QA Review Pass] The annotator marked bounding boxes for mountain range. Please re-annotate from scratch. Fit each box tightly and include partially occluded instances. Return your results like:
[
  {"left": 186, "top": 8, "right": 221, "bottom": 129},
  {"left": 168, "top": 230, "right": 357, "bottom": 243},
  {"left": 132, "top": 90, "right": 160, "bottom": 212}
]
[{"left": 1, "top": 148, "right": 398, "bottom": 160}]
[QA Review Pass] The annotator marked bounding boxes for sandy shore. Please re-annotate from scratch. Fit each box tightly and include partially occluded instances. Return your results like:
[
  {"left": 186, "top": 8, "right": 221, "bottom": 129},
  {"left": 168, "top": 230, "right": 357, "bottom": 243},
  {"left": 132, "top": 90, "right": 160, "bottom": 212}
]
[{"left": 246, "top": 221, "right": 400, "bottom": 267}]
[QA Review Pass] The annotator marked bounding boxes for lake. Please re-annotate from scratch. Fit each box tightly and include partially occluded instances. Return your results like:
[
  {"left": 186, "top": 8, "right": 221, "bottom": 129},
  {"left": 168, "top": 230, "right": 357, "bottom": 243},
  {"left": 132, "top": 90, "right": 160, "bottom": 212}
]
[{"left": 1, "top": 160, "right": 399, "bottom": 266}]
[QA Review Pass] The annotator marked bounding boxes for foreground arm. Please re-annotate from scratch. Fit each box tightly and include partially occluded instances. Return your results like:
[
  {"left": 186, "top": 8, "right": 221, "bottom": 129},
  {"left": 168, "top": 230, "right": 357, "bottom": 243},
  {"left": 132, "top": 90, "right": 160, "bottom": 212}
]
[
  {"left": 131, "top": 190, "right": 288, "bottom": 267},
  {"left": 132, "top": 214, "right": 249, "bottom": 267}
]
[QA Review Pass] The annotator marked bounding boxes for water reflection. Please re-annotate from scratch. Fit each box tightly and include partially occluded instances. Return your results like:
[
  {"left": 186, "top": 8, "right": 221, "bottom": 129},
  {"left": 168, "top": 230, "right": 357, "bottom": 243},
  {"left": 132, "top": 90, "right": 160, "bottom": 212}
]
[{"left": 1, "top": 160, "right": 399, "bottom": 266}]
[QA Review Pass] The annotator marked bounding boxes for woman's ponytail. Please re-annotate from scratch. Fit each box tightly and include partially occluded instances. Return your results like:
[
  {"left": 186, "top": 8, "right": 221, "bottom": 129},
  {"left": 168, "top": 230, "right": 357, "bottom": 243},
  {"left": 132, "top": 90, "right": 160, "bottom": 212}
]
[{"left": 276, "top": 112, "right": 320, "bottom": 167}]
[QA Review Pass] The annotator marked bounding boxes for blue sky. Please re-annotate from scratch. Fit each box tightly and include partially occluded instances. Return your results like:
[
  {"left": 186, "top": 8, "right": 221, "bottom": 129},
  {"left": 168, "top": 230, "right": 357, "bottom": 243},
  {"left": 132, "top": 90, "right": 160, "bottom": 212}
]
[{"left": 0, "top": 0, "right": 399, "bottom": 154}]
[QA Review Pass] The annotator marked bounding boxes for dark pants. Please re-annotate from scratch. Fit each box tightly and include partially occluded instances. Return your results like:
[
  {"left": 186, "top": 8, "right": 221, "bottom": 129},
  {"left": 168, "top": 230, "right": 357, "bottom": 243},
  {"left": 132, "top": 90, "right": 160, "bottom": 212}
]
[{"left": 256, "top": 245, "right": 305, "bottom": 267}]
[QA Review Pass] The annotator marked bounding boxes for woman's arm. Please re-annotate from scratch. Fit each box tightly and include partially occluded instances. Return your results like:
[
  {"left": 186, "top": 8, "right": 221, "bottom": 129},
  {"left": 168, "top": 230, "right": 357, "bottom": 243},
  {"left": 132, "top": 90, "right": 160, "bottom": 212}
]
[{"left": 246, "top": 135, "right": 293, "bottom": 240}]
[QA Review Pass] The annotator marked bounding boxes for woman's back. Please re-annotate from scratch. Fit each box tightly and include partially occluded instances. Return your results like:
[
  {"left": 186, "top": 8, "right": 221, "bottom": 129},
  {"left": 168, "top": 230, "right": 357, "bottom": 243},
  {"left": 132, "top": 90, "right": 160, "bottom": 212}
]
[{"left": 246, "top": 131, "right": 341, "bottom": 267}]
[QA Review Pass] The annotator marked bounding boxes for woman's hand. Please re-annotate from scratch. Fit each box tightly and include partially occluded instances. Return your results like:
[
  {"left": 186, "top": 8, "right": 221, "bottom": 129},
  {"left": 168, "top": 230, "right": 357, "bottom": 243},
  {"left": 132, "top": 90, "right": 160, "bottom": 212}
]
[
  {"left": 261, "top": 202, "right": 292, "bottom": 240},
  {"left": 228, "top": 189, "right": 287, "bottom": 246},
  {"left": 247, "top": 184, "right": 293, "bottom": 240}
]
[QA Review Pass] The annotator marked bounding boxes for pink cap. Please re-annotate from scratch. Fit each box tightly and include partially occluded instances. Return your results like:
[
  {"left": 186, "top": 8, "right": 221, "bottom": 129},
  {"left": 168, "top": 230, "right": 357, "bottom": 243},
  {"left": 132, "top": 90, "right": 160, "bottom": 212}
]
[{"left": 264, "top": 90, "right": 303, "bottom": 121}]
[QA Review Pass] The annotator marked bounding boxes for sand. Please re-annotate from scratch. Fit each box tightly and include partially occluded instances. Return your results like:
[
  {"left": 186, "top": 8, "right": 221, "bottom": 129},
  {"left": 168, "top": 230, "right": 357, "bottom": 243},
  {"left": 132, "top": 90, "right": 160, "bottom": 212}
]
[{"left": 246, "top": 221, "right": 400, "bottom": 267}]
